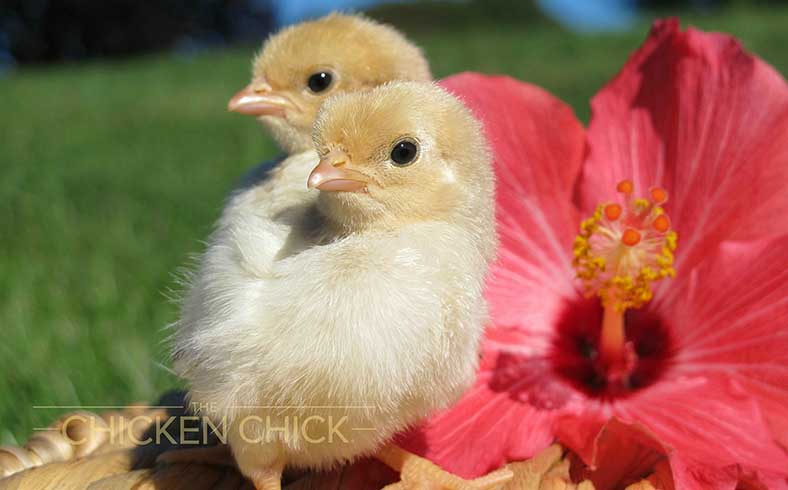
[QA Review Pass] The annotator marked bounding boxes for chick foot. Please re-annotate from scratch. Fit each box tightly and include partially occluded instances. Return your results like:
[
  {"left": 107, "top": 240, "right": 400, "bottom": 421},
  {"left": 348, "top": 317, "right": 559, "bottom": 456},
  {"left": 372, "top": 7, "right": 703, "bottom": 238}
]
[
  {"left": 156, "top": 443, "right": 235, "bottom": 466},
  {"left": 376, "top": 445, "right": 513, "bottom": 490}
]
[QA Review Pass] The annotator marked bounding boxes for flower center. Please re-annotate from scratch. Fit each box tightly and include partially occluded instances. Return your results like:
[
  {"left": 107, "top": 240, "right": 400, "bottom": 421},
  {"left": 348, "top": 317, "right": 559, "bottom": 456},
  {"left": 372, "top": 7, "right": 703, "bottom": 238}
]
[
  {"left": 571, "top": 180, "right": 678, "bottom": 376},
  {"left": 551, "top": 298, "right": 674, "bottom": 399}
]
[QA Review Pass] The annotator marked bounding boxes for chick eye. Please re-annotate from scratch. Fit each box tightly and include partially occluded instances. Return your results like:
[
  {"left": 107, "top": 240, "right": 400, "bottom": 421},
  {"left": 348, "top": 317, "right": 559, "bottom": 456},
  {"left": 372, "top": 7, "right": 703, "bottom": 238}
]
[
  {"left": 390, "top": 140, "right": 419, "bottom": 167},
  {"left": 307, "top": 71, "right": 333, "bottom": 93}
]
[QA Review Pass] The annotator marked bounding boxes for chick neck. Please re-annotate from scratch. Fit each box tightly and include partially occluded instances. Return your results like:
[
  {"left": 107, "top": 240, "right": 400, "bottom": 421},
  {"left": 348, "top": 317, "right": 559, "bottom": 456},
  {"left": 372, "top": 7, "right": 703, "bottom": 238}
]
[
  {"left": 315, "top": 193, "right": 424, "bottom": 239},
  {"left": 318, "top": 209, "right": 402, "bottom": 238}
]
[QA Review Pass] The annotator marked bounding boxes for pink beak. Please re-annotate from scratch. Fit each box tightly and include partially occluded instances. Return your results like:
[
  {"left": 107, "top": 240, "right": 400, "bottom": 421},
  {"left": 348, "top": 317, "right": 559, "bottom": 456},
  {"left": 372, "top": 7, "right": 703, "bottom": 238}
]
[
  {"left": 227, "top": 82, "right": 291, "bottom": 117},
  {"left": 307, "top": 149, "right": 369, "bottom": 193}
]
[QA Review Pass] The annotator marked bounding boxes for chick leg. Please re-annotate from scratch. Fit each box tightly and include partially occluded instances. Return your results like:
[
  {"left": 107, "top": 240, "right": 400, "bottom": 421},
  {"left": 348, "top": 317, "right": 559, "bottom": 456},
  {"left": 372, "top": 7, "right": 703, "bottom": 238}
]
[
  {"left": 230, "top": 433, "right": 286, "bottom": 490},
  {"left": 247, "top": 464, "right": 285, "bottom": 490},
  {"left": 376, "top": 445, "right": 512, "bottom": 490}
]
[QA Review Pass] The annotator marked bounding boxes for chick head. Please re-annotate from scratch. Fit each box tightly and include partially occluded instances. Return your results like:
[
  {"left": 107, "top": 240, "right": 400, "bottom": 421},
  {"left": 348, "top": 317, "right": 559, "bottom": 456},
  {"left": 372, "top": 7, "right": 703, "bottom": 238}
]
[
  {"left": 309, "top": 81, "right": 494, "bottom": 236},
  {"left": 228, "top": 13, "right": 432, "bottom": 154}
]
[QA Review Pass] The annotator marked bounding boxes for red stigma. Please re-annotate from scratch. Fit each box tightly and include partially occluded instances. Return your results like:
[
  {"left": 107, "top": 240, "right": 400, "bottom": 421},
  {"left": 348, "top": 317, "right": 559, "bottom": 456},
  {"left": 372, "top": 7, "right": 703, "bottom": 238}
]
[
  {"left": 604, "top": 204, "right": 623, "bottom": 221},
  {"left": 617, "top": 180, "right": 634, "bottom": 195},
  {"left": 621, "top": 229, "right": 642, "bottom": 246}
]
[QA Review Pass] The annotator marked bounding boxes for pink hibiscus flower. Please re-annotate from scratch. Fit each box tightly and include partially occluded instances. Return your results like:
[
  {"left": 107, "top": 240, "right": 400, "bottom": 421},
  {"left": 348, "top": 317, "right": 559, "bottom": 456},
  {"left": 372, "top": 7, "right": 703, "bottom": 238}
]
[{"left": 400, "top": 19, "right": 788, "bottom": 490}]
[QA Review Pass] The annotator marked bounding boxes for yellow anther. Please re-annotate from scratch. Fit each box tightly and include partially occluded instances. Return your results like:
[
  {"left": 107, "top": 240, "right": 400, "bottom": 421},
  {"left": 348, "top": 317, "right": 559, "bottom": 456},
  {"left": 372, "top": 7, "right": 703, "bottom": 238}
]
[
  {"left": 572, "top": 181, "right": 679, "bottom": 311},
  {"left": 657, "top": 248, "right": 674, "bottom": 268},
  {"left": 665, "top": 231, "right": 678, "bottom": 251},
  {"left": 641, "top": 267, "right": 658, "bottom": 281},
  {"left": 634, "top": 198, "right": 651, "bottom": 211}
]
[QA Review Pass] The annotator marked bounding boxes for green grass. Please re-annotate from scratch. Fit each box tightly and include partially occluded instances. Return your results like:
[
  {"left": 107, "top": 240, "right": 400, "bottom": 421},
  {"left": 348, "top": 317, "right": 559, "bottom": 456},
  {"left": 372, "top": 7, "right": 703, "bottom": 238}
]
[{"left": 2, "top": 3, "right": 788, "bottom": 444}]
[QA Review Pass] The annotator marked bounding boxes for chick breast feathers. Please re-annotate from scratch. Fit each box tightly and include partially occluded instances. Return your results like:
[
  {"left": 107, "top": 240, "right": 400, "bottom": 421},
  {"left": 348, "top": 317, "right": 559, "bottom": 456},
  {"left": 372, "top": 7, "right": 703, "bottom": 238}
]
[{"left": 174, "top": 182, "right": 489, "bottom": 469}]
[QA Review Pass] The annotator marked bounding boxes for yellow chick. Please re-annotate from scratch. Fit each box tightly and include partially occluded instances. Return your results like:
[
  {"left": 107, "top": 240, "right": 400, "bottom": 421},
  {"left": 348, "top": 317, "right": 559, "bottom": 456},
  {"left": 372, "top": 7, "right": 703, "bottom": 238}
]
[
  {"left": 229, "top": 13, "right": 432, "bottom": 155},
  {"left": 171, "top": 82, "right": 506, "bottom": 490}
]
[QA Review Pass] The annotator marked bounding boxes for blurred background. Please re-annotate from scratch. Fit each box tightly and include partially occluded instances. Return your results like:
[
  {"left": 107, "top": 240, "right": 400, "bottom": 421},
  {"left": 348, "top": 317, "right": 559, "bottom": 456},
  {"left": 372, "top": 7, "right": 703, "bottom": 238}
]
[{"left": 1, "top": 0, "right": 787, "bottom": 445}]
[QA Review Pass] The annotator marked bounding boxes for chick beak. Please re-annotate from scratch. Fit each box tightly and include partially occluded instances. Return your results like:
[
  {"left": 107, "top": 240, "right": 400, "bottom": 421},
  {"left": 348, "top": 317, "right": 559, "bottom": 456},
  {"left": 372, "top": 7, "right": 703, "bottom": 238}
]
[
  {"left": 227, "top": 81, "right": 291, "bottom": 117},
  {"left": 307, "top": 150, "right": 369, "bottom": 193}
]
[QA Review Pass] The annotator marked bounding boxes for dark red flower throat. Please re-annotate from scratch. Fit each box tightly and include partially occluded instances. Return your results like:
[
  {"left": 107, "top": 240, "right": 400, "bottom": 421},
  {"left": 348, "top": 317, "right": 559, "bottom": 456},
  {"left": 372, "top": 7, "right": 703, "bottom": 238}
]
[{"left": 551, "top": 298, "right": 674, "bottom": 399}]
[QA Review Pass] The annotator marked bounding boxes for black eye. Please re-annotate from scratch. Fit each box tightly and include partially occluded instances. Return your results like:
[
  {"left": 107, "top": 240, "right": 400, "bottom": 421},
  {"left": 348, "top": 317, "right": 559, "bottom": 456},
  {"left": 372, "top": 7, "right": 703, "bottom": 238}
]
[
  {"left": 390, "top": 140, "right": 419, "bottom": 166},
  {"left": 307, "top": 71, "right": 333, "bottom": 93}
]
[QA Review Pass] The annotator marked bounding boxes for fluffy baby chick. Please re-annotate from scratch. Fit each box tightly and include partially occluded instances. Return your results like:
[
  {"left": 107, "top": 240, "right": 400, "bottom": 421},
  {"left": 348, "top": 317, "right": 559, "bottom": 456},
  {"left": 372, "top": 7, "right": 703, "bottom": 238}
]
[
  {"left": 229, "top": 13, "right": 432, "bottom": 155},
  {"left": 171, "top": 82, "right": 503, "bottom": 490}
]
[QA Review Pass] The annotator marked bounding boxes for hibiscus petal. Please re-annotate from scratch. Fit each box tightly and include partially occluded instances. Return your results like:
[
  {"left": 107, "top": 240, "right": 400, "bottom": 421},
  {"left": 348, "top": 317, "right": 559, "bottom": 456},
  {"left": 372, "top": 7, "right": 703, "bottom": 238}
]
[
  {"left": 658, "top": 236, "right": 788, "bottom": 455},
  {"left": 440, "top": 73, "right": 585, "bottom": 309},
  {"left": 556, "top": 418, "right": 674, "bottom": 490},
  {"left": 555, "top": 415, "right": 787, "bottom": 490},
  {"left": 578, "top": 18, "right": 788, "bottom": 269},
  {"left": 666, "top": 457, "right": 788, "bottom": 490},
  {"left": 613, "top": 374, "right": 788, "bottom": 483},
  {"left": 734, "top": 468, "right": 788, "bottom": 490}
]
